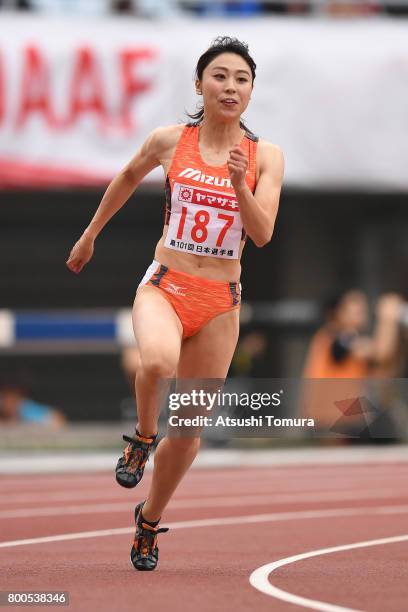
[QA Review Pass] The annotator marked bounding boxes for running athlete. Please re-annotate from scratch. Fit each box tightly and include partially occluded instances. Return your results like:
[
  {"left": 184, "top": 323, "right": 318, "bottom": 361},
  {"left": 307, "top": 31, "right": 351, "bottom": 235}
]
[{"left": 66, "top": 36, "right": 284, "bottom": 571}]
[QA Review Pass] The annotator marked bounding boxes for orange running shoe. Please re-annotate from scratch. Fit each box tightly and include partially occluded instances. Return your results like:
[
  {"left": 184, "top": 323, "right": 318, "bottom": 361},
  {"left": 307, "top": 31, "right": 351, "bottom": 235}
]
[
  {"left": 130, "top": 501, "right": 169, "bottom": 571},
  {"left": 115, "top": 430, "right": 157, "bottom": 489}
]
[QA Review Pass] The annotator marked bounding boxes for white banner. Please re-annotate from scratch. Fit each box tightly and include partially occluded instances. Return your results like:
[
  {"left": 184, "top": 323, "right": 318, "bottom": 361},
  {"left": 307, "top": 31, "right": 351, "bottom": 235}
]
[{"left": 0, "top": 15, "right": 407, "bottom": 190}]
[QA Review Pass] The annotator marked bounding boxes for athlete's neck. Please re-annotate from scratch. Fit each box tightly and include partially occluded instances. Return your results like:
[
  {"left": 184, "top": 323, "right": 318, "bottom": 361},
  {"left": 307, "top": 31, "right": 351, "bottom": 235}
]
[{"left": 198, "top": 119, "right": 244, "bottom": 153}]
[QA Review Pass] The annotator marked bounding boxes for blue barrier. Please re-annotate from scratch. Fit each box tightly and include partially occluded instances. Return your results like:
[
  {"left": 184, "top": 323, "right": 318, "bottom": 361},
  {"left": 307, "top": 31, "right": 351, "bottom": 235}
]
[
  {"left": 0, "top": 309, "right": 135, "bottom": 347},
  {"left": 15, "top": 314, "right": 116, "bottom": 341}
]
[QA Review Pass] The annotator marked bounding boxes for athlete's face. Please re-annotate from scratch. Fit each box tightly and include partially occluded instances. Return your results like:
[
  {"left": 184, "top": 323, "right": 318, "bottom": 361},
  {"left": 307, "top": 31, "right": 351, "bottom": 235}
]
[
  {"left": 197, "top": 52, "right": 253, "bottom": 122},
  {"left": 336, "top": 292, "right": 369, "bottom": 332}
]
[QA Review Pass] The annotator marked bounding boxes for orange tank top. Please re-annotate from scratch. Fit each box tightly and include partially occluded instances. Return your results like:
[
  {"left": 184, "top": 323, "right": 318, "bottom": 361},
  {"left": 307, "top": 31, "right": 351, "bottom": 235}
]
[{"left": 163, "top": 122, "right": 258, "bottom": 260}]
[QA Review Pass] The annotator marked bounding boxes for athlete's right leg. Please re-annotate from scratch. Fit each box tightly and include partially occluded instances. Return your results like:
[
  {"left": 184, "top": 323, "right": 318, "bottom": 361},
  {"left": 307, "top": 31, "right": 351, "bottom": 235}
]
[
  {"left": 115, "top": 284, "right": 183, "bottom": 489},
  {"left": 132, "top": 284, "right": 183, "bottom": 437},
  {"left": 122, "top": 285, "right": 182, "bottom": 568}
]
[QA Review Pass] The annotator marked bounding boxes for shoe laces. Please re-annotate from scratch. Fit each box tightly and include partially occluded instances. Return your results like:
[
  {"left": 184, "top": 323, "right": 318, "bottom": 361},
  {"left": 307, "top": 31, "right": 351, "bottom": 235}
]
[
  {"left": 135, "top": 523, "right": 169, "bottom": 558},
  {"left": 122, "top": 435, "right": 153, "bottom": 471}
]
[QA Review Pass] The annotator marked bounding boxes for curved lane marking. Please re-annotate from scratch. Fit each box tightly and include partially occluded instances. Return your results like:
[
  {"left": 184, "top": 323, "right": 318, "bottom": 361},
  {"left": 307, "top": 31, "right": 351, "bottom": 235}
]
[{"left": 249, "top": 533, "right": 408, "bottom": 612}]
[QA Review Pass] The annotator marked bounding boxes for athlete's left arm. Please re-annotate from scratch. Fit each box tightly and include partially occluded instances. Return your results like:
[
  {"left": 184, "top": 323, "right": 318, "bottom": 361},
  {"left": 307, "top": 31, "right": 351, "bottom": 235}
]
[{"left": 228, "top": 141, "right": 285, "bottom": 247}]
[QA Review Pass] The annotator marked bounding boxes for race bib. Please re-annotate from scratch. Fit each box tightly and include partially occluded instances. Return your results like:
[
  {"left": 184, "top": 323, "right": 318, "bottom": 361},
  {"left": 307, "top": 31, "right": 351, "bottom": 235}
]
[{"left": 164, "top": 182, "right": 243, "bottom": 259}]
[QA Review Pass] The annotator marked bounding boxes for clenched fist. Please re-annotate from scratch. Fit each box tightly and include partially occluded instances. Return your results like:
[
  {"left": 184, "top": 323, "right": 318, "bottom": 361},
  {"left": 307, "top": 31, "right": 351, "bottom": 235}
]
[
  {"left": 66, "top": 233, "right": 94, "bottom": 274},
  {"left": 227, "top": 145, "right": 248, "bottom": 191}
]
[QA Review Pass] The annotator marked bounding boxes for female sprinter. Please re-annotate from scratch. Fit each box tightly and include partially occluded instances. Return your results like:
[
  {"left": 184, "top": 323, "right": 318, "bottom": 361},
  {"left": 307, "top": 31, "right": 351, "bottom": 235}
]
[{"left": 66, "top": 36, "right": 284, "bottom": 571}]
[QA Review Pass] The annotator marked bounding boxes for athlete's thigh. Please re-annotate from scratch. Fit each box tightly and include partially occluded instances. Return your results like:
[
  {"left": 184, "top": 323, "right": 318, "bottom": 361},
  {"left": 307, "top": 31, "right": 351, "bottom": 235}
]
[
  {"left": 133, "top": 285, "right": 183, "bottom": 367},
  {"left": 177, "top": 308, "right": 240, "bottom": 379}
]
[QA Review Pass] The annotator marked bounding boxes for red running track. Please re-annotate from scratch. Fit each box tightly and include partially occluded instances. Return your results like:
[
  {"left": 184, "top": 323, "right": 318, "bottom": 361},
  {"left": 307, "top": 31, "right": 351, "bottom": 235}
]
[{"left": 1, "top": 461, "right": 408, "bottom": 611}]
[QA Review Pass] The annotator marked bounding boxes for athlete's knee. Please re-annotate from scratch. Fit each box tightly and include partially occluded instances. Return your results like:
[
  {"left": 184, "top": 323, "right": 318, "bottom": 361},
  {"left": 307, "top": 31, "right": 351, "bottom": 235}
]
[{"left": 140, "top": 354, "right": 177, "bottom": 380}]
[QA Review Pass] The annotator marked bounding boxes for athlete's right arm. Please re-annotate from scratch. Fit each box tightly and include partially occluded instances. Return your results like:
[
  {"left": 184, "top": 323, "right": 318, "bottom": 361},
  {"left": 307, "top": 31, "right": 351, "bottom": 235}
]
[{"left": 66, "top": 127, "right": 170, "bottom": 274}]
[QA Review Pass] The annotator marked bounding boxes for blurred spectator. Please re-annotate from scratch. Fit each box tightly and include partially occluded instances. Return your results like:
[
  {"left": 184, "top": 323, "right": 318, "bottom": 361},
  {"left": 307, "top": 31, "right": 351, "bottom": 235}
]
[
  {"left": 0, "top": 381, "right": 66, "bottom": 427},
  {"left": 301, "top": 290, "right": 404, "bottom": 442},
  {"left": 303, "top": 291, "right": 403, "bottom": 379},
  {"left": 303, "top": 290, "right": 371, "bottom": 379}
]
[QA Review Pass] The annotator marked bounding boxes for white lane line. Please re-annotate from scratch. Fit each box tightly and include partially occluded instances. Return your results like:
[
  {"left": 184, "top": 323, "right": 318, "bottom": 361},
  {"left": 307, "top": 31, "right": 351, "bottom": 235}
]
[
  {"left": 249, "top": 534, "right": 408, "bottom": 612},
  {"left": 1, "top": 489, "right": 407, "bottom": 520},
  {"left": 1, "top": 504, "right": 408, "bottom": 549}
]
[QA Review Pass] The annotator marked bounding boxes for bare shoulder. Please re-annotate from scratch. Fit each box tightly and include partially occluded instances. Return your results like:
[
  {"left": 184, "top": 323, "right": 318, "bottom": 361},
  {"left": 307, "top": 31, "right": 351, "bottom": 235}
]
[
  {"left": 257, "top": 139, "right": 284, "bottom": 165},
  {"left": 124, "top": 124, "right": 186, "bottom": 179},
  {"left": 256, "top": 139, "right": 285, "bottom": 181},
  {"left": 146, "top": 124, "right": 185, "bottom": 157}
]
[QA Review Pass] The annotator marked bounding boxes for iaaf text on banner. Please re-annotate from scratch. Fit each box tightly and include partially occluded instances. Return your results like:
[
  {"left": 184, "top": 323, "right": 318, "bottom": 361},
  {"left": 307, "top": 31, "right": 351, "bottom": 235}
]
[{"left": 0, "top": 15, "right": 407, "bottom": 189}]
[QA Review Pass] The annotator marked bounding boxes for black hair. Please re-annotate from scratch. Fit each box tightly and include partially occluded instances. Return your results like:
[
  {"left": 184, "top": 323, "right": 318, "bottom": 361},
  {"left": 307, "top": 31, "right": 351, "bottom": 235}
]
[
  {"left": 323, "top": 289, "right": 365, "bottom": 323},
  {"left": 187, "top": 36, "right": 256, "bottom": 131}
]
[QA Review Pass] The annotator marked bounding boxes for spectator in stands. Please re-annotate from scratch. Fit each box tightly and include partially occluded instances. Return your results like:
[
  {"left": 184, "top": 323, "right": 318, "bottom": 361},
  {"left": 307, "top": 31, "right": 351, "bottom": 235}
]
[
  {"left": 0, "top": 381, "right": 66, "bottom": 427},
  {"left": 303, "top": 291, "right": 403, "bottom": 379},
  {"left": 301, "top": 290, "right": 404, "bottom": 442}
]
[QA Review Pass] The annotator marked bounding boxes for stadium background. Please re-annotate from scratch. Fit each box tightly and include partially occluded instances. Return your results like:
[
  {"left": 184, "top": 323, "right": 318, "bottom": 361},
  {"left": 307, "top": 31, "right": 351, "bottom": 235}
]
[{"left": 1, "top": 0, "right": 407, "bottom": 425}]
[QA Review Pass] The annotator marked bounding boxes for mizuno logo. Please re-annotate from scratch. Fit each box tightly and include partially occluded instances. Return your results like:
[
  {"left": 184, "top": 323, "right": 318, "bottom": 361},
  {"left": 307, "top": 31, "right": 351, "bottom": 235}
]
[
  {"left": 165, "top": 283, "right": 186, "bottom": 297},
  {"left": 178, "top": 168, "right": 232, "bottom": 189}
]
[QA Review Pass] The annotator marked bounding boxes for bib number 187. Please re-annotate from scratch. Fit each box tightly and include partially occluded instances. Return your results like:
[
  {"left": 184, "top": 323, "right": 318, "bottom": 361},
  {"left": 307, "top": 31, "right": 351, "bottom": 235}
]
[{"left": 176, "top": 207, "right": 234, "bottom": 247}]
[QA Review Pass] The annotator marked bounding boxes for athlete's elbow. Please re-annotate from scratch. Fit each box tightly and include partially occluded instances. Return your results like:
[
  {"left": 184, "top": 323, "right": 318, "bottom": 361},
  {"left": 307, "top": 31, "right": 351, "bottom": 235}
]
[
  {"left": 252, "top": 229, "right": 273, "bottom": 248},
  {"left": 252, "top": 238, "right": 266, "bottom": 248}
]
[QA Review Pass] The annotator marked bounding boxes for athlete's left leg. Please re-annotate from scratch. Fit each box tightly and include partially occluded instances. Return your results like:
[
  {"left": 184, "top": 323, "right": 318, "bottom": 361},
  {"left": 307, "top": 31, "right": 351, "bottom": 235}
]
[{"left": 141, "top": 307, "right": 240, "bottom": 522}]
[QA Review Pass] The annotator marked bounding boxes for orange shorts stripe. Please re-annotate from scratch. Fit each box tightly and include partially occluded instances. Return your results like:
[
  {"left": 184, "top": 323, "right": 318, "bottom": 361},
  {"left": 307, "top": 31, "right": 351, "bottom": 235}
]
[{"left": 141, "top": 261, "right": 240, "bottom": 338}]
